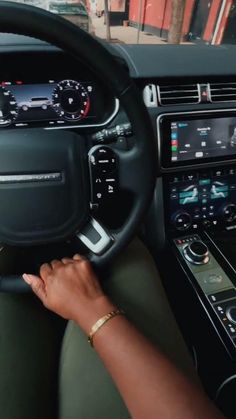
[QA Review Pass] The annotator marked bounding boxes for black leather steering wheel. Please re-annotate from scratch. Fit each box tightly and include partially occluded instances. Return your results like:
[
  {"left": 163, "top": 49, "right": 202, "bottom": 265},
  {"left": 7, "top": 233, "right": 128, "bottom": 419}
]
[{"left": 0, "top": 1, "right": 156, "bottom": 292}]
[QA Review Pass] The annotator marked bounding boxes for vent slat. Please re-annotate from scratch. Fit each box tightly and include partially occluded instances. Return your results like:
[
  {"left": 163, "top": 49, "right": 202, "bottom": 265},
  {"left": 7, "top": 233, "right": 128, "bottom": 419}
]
[
  {"left": 210, "top": 82, "right": 236, "bottom": 103},
  {"left": 158, "top": 84, "right": 199, "bottom": 106}
]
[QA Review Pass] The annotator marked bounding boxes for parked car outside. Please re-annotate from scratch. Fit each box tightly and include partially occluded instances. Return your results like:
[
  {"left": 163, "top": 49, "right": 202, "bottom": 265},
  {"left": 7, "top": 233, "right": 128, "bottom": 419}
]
[{"left": 49, "top": 1, "right": 94, "bottom": 33}]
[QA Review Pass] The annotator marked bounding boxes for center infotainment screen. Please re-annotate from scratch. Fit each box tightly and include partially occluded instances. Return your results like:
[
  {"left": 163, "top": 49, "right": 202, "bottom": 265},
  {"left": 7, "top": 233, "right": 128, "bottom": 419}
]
[{"left": 160, "top": 112, "right": 236, "bottom": 167}]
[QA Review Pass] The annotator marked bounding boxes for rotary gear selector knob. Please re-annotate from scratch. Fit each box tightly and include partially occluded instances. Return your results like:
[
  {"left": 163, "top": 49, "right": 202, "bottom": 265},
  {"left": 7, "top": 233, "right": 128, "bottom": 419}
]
[{"left": 183, "top": 241, "right": 210, "bottom": 265}]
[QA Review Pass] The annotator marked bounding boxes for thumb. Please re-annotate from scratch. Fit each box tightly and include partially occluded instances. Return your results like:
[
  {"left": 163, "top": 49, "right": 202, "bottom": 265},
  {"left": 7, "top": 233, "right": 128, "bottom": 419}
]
[{"left": 22, "top": 274, "right": 46, "bottom": 302}]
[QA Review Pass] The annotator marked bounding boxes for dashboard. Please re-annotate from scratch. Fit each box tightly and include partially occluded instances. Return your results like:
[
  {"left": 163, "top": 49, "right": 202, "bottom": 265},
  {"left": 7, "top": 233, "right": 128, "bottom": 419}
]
[{"left": 2, "top": 36, "right": 236, "bottom": 239}]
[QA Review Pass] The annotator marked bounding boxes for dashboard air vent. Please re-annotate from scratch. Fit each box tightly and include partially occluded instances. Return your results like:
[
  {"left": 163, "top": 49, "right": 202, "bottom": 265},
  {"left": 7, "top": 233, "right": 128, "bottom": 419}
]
[
  {"left": 158, "top": 84, "right": 200, "bottom": 106},
  {"left": 209, "top": 82, "right": 236, "bottom": 102},
  {"left": 143, "top": 84, "right": 158, "bottom": 107}
]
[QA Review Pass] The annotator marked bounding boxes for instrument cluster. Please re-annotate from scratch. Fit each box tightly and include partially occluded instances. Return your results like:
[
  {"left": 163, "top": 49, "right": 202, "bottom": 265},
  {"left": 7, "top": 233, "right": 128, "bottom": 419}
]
[{"left": 0, "top": 79, "right": 113, "bottom": 129}]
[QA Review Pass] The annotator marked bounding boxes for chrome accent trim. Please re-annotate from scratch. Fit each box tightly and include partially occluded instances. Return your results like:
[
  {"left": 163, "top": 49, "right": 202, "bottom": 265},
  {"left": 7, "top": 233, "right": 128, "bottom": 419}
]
[
  {"left": 207, "top": 83, "right": 212, "bottom": 102},
  {"left": 143, "top": 84, "right": 158, "bottom": 108},
  {"left": 157, "top": 84, "right": 200, "bottom": 106},
  {"left": 77, "top": 218, "right": 113, "bottom": 255},
  {"left": 45, "top": 99, "right": 119, "bottom": 130},
  {"left": 183, "top": 244, "right": 210, "bottom": 265},
  {"left": 204, "top": 230, "right": 236, "bottom": 277},
  {"left": 215, "top": 375, "right": 236, "bottom": 400},
  {"left": 157, "top": 108, "right": 236, "bottom": 172},
  {"left": 174, "top": 235, "right": 232, "bottom": 358},
  {"left": 226, "top": 307, "right": 236, "bottom": 325},
  {"left": 0, "top": 172, "right": 62, "bottom": 183},
  {"left": 209, "top": 82, "right": 236, "bottom": 103}
]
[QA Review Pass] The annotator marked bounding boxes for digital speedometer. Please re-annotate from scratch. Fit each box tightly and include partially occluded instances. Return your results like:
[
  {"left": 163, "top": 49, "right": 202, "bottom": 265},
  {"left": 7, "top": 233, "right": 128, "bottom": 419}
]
[
  {"left": 0, "top": 87, "right": 18, "bottom": 126},
  {"left": 52, "top": 80, "right": 90, "bottom": 121}
]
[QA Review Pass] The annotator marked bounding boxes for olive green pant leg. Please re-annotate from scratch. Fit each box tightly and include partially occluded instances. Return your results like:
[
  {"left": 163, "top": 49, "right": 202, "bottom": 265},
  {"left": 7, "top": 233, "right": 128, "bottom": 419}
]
[
  {"left": 0, "top": 294, "right": 60, "bottom": 419},
  {"left": 59, "top": 238, "right": 198, "bottom": 419}
]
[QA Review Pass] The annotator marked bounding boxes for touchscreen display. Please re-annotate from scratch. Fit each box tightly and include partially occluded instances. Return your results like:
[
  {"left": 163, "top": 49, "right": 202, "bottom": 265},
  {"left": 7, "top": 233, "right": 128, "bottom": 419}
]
[{"left": 171, "top": 116, "right": 236, "bottom": 163}]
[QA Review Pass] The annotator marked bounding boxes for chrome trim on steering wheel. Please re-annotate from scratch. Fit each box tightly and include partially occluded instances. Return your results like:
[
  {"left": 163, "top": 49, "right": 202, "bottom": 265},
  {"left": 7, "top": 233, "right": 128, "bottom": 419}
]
[{"left": 77, "top": 218, "right": 113, "bottom": 255}]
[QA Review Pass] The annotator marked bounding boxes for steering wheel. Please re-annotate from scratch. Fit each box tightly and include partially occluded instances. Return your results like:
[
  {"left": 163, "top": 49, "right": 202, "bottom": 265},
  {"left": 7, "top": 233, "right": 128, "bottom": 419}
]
[{"left": 0, "top": 1, "right": 156, "bottom": 292}]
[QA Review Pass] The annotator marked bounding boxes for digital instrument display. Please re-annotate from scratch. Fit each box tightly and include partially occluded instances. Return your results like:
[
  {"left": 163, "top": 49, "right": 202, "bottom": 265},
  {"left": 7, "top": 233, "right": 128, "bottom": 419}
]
[
  {"left": 160, "top": 112, "right": 236, "bottom": 167},
  {"left": 167, "top": 168, "right": 236, "bottom": 232},
  {"left": 0, "top": 80, "right": 99, "bottom": 128}
]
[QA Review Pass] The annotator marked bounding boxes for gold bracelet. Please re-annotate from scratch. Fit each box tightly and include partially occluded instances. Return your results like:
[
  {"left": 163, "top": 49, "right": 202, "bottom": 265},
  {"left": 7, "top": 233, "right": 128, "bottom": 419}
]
[{"left": 88, "top": 309, "right": 124, "bottom": 348}]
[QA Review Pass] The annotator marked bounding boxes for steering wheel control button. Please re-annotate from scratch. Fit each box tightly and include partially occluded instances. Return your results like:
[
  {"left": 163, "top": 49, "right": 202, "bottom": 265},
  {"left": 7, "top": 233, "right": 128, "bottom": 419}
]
[
  {"left": 183, "top": 241, "right": 209, "bottom": 265},
  {"left": 92, "top": 147, "right": 117, "bottom": 174},
  {"left": 88, "top": 146, "right": 118, "bottom": 206}
]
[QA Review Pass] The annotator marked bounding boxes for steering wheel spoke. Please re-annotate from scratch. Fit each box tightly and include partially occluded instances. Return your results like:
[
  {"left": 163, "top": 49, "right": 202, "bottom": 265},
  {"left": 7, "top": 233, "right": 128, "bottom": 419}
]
[
  {"left": 77, "top": 218, "right": 114, "bottom": 255},
  {"left": 117, "top": 148, "right": 144, "bottom": 195}
]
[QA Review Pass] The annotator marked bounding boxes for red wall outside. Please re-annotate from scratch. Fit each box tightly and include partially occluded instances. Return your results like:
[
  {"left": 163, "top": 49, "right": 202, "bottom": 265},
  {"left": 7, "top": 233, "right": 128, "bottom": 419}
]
[
  {"left": 129, "top": 0, "right": 195, "bottom": 36},
  {"left": 203, "top": 0, "right": 221, "bottom": 41}
]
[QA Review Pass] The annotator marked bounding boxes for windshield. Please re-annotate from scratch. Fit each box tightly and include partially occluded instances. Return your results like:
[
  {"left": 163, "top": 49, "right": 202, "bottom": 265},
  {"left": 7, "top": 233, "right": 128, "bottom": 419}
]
[{"left": 3, "top": 0, "right": 236, "bottom": 46}]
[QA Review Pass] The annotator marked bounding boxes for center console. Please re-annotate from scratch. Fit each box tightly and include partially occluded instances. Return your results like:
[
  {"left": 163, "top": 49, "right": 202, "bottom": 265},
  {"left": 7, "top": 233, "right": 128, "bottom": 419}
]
[
  {"left": 157, "top": 109, "right": 236, "bottom": 359},
  {"left": 165, "top": 166, "right": 236, "bottom": 234}
]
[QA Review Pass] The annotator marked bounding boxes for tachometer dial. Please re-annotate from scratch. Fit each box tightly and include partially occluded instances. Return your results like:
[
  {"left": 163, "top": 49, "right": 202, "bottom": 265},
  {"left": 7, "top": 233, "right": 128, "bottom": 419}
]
[
  {"left": 0, "top": 87, "right": 18, "bottom": 126},
  {"left": 52, "top": 80, "right": 90, "bottom": 121}
]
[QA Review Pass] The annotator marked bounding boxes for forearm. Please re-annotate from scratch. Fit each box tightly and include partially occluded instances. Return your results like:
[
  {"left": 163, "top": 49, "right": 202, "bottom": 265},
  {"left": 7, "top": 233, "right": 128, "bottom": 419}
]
[
  {"left": 76, "top": 302, "right": 224, "bottom": 419},
  {"left": 23, "top": 258, "right": 224, "bottom": 419}
]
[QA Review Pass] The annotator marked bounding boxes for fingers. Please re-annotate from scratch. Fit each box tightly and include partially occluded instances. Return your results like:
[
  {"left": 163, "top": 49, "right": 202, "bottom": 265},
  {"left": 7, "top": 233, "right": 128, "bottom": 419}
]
[
  {"left": 61, "top": 257, "right": 74, "bottom": 265},
  {"left": 50, "top": 259, "right": 63, "bottom": 269},
  {"left": 40, "top": 263, "right": 52, "bottom": 281},
  {"left": 73, "top": 254, "right": 86, "bottom": 261},
  {"left": 22, "top": 274, "right": 46, "bottom": 302}
]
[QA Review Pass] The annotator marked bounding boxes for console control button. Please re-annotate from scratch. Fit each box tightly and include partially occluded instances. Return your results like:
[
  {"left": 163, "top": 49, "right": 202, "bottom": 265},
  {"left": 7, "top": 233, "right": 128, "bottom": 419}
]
[
  {"left": 208, "top": 288, "right": 236, "bottom": 304},
  {"left": 173, "top": 212, "right": 192, "bottom": 231},
  {"left": 208, "top": 273, "right": 223, "bottom": 284},
  {"left": 226, "top": 306, "right": 236, "bottom": 325},
  {"left": 183, "top": 241, "right": 209, "bottom": 265},
  {"left": 202, "top": 219, "right": 212, "bottom": 229}
]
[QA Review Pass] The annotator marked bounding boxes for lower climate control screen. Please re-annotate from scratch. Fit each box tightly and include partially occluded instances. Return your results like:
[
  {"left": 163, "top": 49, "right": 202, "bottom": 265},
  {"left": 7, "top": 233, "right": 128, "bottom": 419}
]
[{"left": 166, "top": 167, "right": 236, "bottom": 232}]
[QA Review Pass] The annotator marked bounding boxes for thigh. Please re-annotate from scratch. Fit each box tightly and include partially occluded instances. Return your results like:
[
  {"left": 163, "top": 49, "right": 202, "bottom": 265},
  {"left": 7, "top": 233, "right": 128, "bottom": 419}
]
[
  {"left": 0, "top": 293, "right": 60, "bottom": 419},
  {"left": 59, "top": 238, "right": 198, "bottom": 419},
  {"left": 104, "top": 239, "right": 197, "bottom": 377}
]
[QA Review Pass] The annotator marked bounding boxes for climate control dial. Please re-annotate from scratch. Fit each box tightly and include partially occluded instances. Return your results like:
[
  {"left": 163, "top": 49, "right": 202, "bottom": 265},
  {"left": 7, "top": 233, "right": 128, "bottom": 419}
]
[
  {"left": 226, "top": 306, "right": 236, "bottom": 325},
  {"left": 173, "top": 212, "right": 192, "bottom": 231},
  {"left": 222, "top": 203, "right": 236, "bottom": 223}
]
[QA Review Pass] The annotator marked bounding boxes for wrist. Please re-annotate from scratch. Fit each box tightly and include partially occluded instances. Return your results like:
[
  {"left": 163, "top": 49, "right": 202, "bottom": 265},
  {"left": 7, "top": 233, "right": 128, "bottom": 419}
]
[{"left": 73, "top": 295, "right": 117, "bottom": 335}]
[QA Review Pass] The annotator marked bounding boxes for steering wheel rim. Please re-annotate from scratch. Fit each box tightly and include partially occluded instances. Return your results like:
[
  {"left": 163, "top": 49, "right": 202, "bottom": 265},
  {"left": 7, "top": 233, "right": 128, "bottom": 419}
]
[{"left": 0, "top": 1, "right": 156, "bottom": 291}]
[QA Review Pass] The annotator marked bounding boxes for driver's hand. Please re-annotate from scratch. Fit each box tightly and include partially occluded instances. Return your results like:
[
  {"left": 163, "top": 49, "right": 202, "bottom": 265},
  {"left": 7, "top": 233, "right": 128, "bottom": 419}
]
[{"left": 22, "top": 255, "right": 116, "bottom": 333}]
